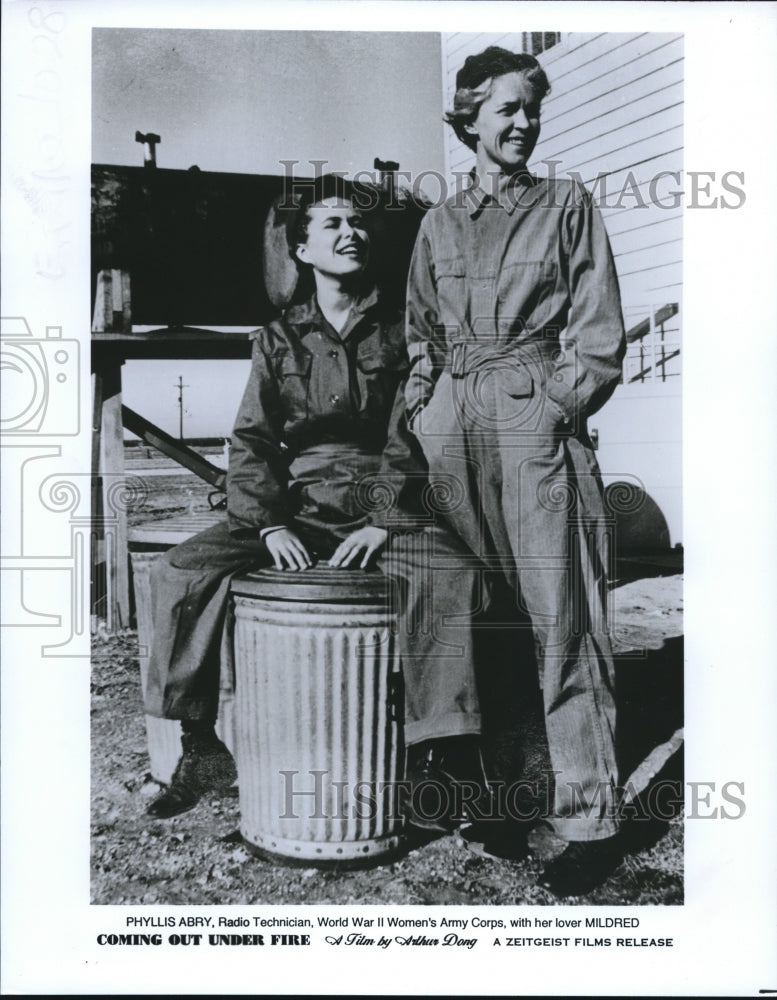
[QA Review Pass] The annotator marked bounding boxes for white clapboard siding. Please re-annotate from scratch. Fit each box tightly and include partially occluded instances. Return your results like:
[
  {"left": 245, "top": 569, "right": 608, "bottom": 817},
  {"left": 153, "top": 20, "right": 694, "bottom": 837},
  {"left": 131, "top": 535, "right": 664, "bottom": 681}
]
[
  {"left": 445, "top": 31, "right": 514, "bottom": 64},
  {"left": 602, "top": 209, "right": 682, "bottom": 243},
  {"left": 615, "top": 230, "right": 682, "bottom": 266},
  {"left": 538, "top": 32, "right": 606, "bottom": 70},
  {"left": 618, "top": 266, "right": 682, "bottom": 308},
  {"left": 540, "top": 64, "right": 684, "bottom": 140},
  {"left": 618, "top": 249, "right": 682, "bottom": 283},
  {"left": 449, "top": 146, "right": 477, "bottom": 175},
  {"left": 539, "top": 37, "right": 684, "bottom": 129},
  {"left": 540, "top": 33, "right": 659, "bottom": 111},
  {"left": 539, "top": 88, "right": 683, "bottom": 167},
  {"left": 568, "top": 145, "right": 683, "bottom": 197},
  {"left": 557, "top": 124, "right": 683, "bottom": 185},
  {"left": 605, "top": 207, "right": 682, "bottom": 251}
]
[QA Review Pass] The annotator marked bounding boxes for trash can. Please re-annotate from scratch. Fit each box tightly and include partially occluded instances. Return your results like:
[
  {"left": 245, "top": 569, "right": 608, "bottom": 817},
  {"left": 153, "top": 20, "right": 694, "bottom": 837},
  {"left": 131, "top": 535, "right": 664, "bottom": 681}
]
[{"left": 231, "top": 566, "right": 405, "bottom": 864}]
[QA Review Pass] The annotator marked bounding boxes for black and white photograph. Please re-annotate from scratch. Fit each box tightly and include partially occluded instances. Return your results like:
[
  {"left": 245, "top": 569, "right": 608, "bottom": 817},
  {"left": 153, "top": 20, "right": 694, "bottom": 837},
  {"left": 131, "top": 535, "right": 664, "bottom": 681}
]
[
  {"left": 2, "top": 2, "right": 776, "bottom": 995},
  {"left": 89, "top": 25, "right": 686, "bottom": 906}
]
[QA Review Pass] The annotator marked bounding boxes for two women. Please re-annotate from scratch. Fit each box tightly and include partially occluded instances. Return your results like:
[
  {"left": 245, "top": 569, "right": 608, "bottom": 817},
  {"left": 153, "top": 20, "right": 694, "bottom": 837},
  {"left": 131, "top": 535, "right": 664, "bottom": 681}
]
[{"left": 146, "top": 41, "right": 628, "bottom": 898}]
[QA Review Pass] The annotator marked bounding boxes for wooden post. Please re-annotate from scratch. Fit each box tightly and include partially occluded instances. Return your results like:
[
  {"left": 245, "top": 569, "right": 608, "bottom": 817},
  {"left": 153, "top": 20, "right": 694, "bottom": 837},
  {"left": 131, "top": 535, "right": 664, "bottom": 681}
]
[
  {"left": 92, "top": 269, "right": 131, "bottom": 334},
  {"left": 102, "top": 364, "right": 130, "bottom": 630},
  {"left": 91, "top": 371, "right": 105, "bottom": 633},
  {"left": 92, "top": 269, "right": 132, "bottom": 631}
]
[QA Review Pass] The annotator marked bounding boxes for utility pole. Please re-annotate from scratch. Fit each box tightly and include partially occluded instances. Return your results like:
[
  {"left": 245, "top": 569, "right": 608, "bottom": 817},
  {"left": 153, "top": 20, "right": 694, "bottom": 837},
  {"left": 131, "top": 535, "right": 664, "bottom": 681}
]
[{"left": 175, "top": 375, "right": 189, "bottom": 440}]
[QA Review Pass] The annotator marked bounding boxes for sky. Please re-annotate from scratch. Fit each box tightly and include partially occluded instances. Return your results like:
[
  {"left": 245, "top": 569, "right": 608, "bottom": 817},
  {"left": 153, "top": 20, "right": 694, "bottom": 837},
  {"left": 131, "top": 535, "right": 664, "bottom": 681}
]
[{"left": 92, "top": 28, "right": 445, "bottom": 438}]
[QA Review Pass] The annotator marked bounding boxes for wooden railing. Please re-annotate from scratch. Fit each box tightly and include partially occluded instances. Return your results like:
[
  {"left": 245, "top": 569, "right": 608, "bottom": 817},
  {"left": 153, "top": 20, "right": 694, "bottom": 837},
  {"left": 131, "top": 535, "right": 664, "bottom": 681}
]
[
  {"left": 92, "top": 306, "right": 253, "bottom": 631},
  {"left": 624, "top": 303, "right": 680, "bottom": 384}
]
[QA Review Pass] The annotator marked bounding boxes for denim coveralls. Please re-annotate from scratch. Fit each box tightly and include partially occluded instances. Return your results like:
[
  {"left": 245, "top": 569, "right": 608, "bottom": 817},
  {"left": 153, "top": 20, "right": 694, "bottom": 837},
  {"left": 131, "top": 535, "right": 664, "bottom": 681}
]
[
  {"left": 145, "top": 290, "right": 493, "bottom": 747},
  {"left": 406, "top": 175, "right": 627, "bottom": 839}
]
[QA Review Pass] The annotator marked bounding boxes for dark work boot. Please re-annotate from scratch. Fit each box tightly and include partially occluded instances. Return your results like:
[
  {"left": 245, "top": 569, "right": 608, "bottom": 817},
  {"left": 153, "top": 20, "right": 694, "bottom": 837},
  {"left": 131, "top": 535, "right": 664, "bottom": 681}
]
[
  {"left": 146, "top": 729, "right": 237, "bottom": 819},
  {"left": 403, "top": 736, "right": 495, "bottom": 833},
  {"left": 538, "top": 836, "right": 622, "bottom": 897}
]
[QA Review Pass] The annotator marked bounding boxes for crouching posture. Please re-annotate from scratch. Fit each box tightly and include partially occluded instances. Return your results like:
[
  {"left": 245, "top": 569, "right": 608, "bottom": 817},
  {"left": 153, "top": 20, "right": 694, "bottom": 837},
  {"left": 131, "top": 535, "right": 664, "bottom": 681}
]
[{"left": 144, "top": 175, "right": 491, "bottom": 822}]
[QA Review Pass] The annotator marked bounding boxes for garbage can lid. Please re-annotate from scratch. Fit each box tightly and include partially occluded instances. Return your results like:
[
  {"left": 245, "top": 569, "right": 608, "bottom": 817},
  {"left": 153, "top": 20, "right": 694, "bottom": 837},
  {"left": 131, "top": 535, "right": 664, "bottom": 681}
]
[{"left": 230, "top": 565, "right": 388, "bottom": 603}]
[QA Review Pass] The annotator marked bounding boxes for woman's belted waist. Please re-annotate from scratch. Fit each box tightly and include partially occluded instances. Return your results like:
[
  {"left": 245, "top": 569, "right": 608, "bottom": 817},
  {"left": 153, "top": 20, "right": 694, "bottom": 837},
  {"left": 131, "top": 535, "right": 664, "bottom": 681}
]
[
  {"left": 442, "top": 339, "right": 559, "bottom": 379},
  {"left": 287, "top": 441, "right": 384, "bottom": 526},
  {"left": 288, "top": 440, "right": 383, "bottom": 469}
]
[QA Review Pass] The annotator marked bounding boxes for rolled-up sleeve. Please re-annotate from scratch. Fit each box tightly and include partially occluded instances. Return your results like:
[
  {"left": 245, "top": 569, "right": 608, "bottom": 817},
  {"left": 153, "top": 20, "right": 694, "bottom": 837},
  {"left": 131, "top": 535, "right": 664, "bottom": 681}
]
[{"left": 546, "top": 189, "right": 626, "bottom": 422}]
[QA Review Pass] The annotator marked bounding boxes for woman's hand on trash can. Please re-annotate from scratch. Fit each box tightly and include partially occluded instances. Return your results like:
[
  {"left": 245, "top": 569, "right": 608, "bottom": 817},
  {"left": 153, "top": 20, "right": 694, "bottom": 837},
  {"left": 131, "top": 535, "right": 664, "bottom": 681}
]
[
  {"left": 328, "top": 526, "right": 388, "bottom": 569},
  {"left": 265, "top": 528, "right": 313, "bottom": 571}
]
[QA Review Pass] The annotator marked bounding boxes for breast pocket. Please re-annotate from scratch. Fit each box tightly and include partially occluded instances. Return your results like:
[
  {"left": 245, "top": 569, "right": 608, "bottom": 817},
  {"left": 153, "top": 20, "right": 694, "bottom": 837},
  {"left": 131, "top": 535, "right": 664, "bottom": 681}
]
[
  {"left": 273, "top": 351, "right": 312, "bottom": 421},
  {"left": 498, "top": 259, "right": 557, "bottom": 331},
  {"left": 434, "top": 256, "right": 467, "bottom": 329},
  {"left": 356, "top": 346, "right": 409, "bottom": 421}
]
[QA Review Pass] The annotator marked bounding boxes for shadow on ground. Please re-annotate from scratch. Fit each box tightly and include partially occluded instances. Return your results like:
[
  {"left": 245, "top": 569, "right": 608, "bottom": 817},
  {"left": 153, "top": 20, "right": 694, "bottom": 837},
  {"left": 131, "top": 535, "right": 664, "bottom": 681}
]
[{"left": 92, "top": 573, "right": 684, "bottom": 907}]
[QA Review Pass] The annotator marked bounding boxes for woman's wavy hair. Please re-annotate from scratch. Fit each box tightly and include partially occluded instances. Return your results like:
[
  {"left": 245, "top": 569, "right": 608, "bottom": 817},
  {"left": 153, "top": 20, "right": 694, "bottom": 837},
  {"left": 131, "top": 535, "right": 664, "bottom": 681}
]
[
  {"left": 278, "top": 173, "right": 377, "bottom": 303},
  {"left": 285, "top": 173, "right": 358, "bottom": 257},
  {"left": 444, "top": 46, "right": 551, "bottom": 152}
]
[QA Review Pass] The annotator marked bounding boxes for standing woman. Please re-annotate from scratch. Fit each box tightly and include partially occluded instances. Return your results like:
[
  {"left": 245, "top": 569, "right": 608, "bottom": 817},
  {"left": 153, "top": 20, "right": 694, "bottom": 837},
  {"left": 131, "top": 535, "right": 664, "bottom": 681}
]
[{"left": 406, "top": 47, "right": 627, "bottom": 895}]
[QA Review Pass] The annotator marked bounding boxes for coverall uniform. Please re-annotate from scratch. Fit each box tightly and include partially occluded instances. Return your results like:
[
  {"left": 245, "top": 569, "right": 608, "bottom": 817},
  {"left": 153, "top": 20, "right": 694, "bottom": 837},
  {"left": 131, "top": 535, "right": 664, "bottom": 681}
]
[
  {"left": 405, "top": 175, "right": 627, "bottom": 840},
  {"left": 145, "top": 288, "right": 489, "bottom": 747}
]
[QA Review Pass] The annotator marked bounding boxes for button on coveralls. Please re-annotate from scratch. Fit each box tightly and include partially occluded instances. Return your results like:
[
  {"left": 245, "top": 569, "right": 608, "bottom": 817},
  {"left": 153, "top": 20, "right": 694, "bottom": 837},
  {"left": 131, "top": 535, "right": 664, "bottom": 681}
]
[
  {"left": 406, "top": 177, "right": 627, "bottom": 840},
  {"left": 145, "top": 290, "right": 491, "bottom": 747}
]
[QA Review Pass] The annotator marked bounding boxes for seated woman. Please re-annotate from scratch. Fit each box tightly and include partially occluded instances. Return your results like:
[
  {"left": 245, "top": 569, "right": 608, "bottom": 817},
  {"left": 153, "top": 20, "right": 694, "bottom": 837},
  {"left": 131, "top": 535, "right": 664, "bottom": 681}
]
[{"left": 144, "top": 174, "right": 493, "bottom": 822}]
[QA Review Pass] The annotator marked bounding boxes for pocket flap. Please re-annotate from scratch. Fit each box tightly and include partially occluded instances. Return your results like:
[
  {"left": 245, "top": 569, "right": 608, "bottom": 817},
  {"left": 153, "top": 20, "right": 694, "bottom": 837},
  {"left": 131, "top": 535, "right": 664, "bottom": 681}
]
[
  {"left": 435, "top": 256, "right": 466, "bottom": 279},
  {"left": 356, "top": 346, "right": 408, "bottom": 373},
  {"left": 501, "top": 366, "right": 535, "bottom": 398},
  {"left": 275, "top": 352, "right": 312, "bottom": 378}
]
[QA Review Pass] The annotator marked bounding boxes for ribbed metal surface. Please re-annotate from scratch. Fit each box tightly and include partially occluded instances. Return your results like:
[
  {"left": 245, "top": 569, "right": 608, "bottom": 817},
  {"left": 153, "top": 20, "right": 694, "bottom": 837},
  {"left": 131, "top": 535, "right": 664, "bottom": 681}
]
[
  {"left": 235, "top": 565, "right": 390, "bottom": 603},
  {"left": 130, "top": 550, "right": 235, "bottom": 784},
  {"left": 233, "top": 594, "right": 403, "bottom": 862}
]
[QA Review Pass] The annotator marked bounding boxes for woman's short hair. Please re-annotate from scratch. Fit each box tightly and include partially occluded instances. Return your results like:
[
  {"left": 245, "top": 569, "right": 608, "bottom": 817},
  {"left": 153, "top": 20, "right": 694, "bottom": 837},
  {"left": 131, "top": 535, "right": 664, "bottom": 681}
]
[
  {"left": 285, "top": 173, "right": 357, "bottom": 256},
  {"left": 444, "top": 46, "right": 551, "bottom": 152}
]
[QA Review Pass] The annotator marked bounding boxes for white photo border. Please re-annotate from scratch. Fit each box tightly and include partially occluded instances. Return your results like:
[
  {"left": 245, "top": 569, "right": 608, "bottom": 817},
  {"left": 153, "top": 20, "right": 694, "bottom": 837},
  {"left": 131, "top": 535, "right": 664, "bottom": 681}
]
[{"left": 2, "top": 1, "right": 776, "bottom": 994}]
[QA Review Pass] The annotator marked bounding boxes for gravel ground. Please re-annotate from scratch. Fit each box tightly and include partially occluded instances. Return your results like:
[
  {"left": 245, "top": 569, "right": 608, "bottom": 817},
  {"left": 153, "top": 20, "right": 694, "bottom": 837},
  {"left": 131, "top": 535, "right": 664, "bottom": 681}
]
[{"left": 91, "top": 570, "right": 684, "bottom": 907}]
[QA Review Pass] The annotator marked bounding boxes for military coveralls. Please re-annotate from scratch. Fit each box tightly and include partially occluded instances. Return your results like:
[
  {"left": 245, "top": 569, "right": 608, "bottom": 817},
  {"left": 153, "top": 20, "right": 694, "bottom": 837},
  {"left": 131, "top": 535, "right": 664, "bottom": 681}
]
[
  {"left": 405, "top": 175, "right": 627, "bottom": 840},
  {"left": 145, "top": 289, "right": 491, "bottom": 746}
]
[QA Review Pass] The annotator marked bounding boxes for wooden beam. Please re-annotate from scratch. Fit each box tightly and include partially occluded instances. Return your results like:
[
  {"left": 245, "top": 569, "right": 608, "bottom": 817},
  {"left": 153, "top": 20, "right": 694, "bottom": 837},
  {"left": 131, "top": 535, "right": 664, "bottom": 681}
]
[
  {"left": 627, "top": 349, "right": 681, "bottom": 384},
  {"left": 625, "top": 302, "right": 679, "bottom": 343},
  {"left": 622, "top": 727, "right": 684, "bottom": 801},
  {"left": 91, "top": 328, "right": 254, "bottom": 363},
  {"left": 121, "top": 405, "right": 227, "bottom": 490}
]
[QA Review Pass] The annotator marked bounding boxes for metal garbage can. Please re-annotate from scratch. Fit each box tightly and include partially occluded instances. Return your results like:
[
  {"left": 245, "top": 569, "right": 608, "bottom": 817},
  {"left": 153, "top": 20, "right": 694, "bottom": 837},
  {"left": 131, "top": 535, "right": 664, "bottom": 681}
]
[{"left": 231, "top": 566, "right": 404, "bottom": 864}]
